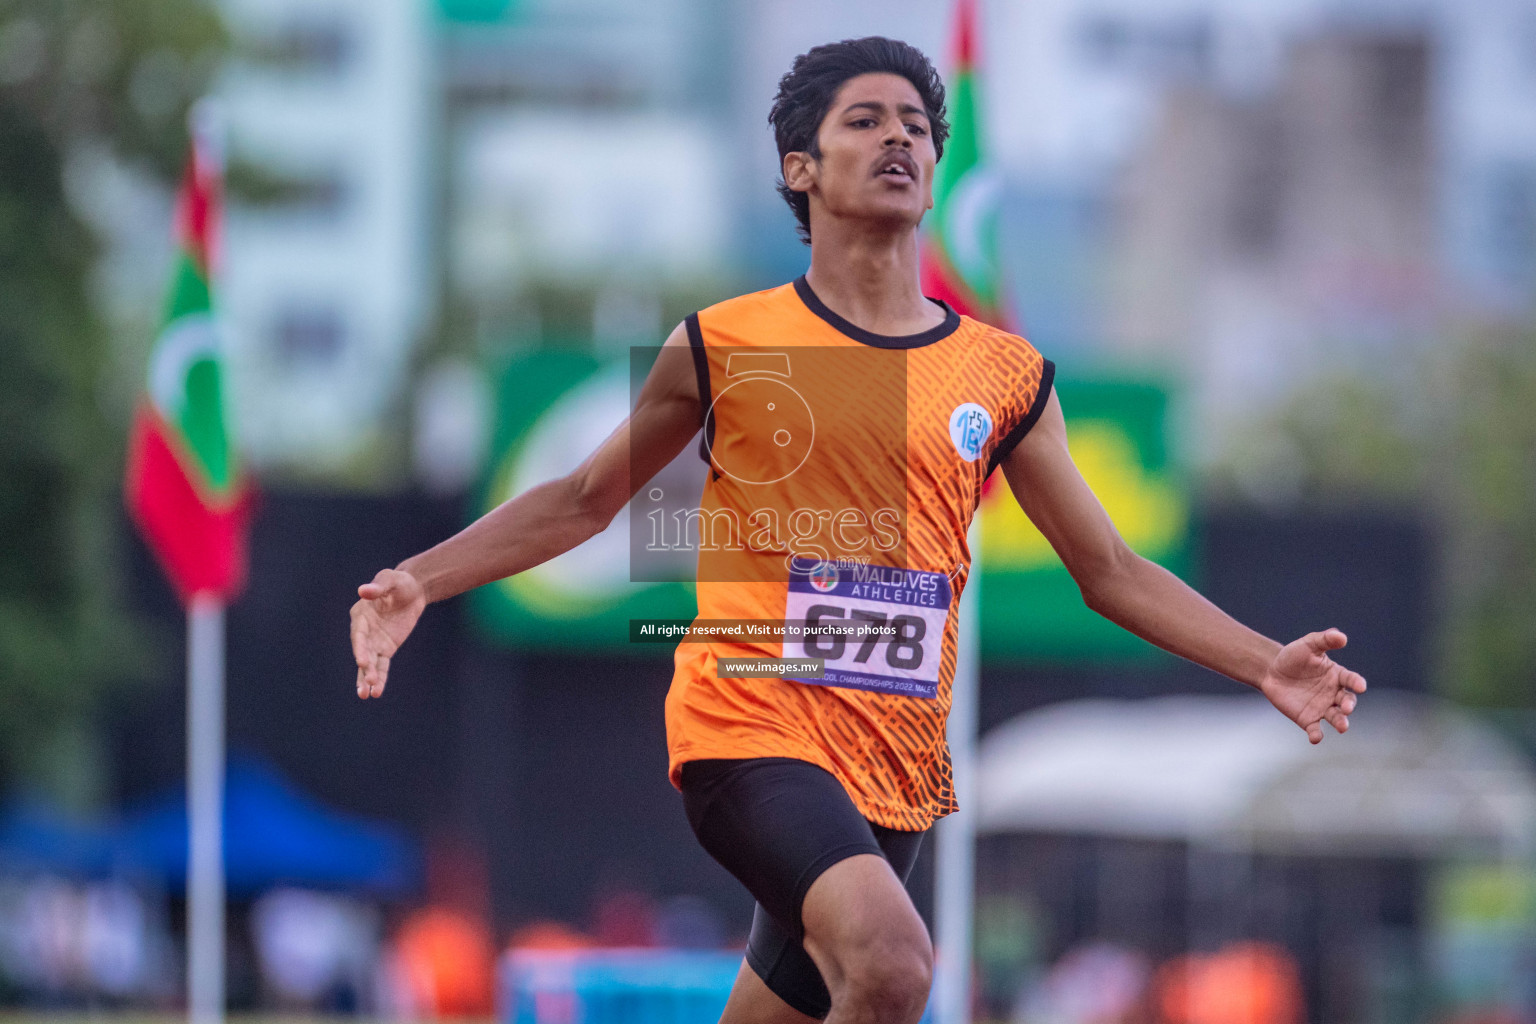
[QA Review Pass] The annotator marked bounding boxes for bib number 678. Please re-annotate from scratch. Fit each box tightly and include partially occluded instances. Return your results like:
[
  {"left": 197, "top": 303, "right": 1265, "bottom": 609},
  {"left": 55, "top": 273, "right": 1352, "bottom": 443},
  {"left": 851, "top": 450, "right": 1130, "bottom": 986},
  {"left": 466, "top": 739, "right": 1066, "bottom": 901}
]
[{"left": 803, "top": 604, "right": 926, "bottom": 671}]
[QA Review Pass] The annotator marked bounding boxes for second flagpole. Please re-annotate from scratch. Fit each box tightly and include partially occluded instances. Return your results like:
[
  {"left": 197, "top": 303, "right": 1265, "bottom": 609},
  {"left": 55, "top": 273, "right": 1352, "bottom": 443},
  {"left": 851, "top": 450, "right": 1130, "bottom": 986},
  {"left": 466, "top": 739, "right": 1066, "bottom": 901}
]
[{"left": 935, "top": 521, "right": 981, "bottom": 1024}]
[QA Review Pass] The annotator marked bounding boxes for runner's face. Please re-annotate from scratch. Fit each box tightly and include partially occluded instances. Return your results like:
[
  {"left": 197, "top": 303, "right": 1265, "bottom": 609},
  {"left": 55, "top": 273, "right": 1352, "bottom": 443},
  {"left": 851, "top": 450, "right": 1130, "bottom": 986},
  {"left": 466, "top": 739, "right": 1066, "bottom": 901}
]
[{"left": 794, "top": 73, "right": 936, "bottom": 234}]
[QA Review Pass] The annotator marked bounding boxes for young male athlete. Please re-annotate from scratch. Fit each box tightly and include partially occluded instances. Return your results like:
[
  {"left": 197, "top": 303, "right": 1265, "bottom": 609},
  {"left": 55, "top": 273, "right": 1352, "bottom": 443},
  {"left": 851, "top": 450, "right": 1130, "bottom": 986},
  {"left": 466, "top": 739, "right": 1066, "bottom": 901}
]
[{"left": 350, "top": 37, "right": 1367, "bottom": 1024}]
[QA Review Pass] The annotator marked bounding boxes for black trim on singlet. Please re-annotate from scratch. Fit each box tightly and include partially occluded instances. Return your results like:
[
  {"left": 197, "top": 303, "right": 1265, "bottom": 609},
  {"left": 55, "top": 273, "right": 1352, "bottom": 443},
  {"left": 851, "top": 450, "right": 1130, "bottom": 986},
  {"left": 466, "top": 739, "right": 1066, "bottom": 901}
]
[
  {"left": 792, "top": 275, "right": 960, "bottom": 349},
  {"left": 986, "top": 358, "right": 1057, "bottom": 476},
  {"left": 685, "top": 313, "right": 715, "bottom": 467}
]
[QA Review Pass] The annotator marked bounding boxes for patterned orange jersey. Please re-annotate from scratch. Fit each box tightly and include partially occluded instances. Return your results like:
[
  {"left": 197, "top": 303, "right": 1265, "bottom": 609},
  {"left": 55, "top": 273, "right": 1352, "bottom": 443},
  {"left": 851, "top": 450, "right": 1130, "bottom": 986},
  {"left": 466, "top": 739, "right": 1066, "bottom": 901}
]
[{"left": 665, "top": 277, "right": 1053, "bottom": 830}]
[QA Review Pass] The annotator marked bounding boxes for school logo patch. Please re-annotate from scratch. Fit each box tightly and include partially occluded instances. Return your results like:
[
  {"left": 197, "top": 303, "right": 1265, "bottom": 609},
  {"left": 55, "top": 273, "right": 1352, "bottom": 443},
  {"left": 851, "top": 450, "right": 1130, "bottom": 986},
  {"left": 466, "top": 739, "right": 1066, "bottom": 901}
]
[{"left": 948, "top": 403, "right": 993, "bottom": 462}]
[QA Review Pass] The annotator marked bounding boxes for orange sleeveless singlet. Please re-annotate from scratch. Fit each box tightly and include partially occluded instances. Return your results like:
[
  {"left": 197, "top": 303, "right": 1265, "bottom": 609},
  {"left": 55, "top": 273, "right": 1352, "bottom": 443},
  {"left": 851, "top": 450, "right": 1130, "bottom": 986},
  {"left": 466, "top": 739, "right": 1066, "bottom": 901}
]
[{"left": 664, "top": 277, "right": 1053, "bottom": 830}]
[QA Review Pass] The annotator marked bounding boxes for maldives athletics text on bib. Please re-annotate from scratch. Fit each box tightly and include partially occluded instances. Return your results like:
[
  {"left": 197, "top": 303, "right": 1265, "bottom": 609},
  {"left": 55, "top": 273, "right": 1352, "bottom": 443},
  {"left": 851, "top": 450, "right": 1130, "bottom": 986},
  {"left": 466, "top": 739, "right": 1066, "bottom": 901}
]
[{"left": 783, "top": 558, "right": 952, "bottom": 698}]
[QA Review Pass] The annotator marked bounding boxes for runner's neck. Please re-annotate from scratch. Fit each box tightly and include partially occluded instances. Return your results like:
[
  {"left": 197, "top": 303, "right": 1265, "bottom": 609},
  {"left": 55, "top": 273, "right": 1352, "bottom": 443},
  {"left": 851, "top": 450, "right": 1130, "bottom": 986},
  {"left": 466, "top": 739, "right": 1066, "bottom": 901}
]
[{"left": 804, "top": 225, "right": 944, "bottom": 337}]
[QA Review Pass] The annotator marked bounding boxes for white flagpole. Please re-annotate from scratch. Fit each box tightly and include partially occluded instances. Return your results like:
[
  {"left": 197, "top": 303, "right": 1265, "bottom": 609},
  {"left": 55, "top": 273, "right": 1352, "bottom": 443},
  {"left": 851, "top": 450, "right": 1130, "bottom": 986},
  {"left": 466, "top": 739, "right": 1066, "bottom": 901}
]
[
  {"left": 935, "top": 521, "right": 981, "bottom": 1024},
  {"left": 187, "top": 592, "right": 225, "bottom": 1024}
]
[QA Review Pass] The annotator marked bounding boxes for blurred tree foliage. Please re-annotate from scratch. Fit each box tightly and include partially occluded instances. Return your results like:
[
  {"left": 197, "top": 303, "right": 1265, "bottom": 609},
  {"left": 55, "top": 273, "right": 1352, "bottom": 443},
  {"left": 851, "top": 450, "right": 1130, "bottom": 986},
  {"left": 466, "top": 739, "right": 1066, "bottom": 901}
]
[
  {"left": 1232, "top": 326, "right": 1536, "bottom": 707},
  {"left": 0, "top": 0, "right": 223, "bottom": 794}
]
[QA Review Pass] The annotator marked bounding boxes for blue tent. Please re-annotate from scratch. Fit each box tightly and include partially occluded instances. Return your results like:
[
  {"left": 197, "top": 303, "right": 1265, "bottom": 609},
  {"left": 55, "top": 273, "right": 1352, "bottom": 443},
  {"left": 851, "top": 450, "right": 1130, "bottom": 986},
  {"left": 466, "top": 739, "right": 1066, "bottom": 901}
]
[
  {"left": 0, "top": 799, "right": 120, "bottom": 877},
  {"left": 115, "top": 755, "right": 420, "bottom": 896}
]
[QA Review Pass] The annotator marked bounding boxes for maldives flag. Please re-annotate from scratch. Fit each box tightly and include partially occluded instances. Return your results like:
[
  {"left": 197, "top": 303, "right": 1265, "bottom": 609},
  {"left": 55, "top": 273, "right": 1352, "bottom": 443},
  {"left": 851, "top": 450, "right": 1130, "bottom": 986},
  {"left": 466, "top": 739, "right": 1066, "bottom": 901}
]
[
  {"left": 921, "top": 0, "right": 1012, "bottom": 330},
  {"left": 125, "top": 115, "right": 252, "bottom": 603}
]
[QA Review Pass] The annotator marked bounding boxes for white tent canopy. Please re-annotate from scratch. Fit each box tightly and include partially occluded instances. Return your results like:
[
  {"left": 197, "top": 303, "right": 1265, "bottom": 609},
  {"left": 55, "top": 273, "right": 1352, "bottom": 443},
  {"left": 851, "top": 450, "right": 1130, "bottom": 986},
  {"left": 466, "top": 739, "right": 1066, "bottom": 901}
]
[{"left": 977, "top": 692, "right": 1536, "bottom": 858}]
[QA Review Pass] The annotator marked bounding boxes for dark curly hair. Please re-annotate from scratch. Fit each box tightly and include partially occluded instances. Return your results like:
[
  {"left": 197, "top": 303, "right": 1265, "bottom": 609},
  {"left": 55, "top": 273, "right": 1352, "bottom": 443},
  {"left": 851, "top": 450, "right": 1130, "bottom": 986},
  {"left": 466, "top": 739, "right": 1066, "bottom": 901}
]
[{"left": 768, "top": 37, "right": 950, "bottom": 244}]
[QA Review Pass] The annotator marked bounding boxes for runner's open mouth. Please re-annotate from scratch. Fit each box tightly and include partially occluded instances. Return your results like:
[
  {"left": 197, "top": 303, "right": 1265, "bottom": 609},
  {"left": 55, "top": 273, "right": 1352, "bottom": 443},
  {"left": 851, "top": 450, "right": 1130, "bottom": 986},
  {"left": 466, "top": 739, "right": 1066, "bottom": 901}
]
[{"left": 876, "top": 154, "right": 916, "bottom": 181}]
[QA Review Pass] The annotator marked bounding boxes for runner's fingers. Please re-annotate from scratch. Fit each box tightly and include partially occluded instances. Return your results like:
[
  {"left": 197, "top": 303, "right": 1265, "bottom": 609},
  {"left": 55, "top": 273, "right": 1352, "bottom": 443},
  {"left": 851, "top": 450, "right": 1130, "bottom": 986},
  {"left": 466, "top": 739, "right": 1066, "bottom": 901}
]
[
  {"left": 350, "top": 614, "right": 371, "bottom": 667},
  {"left": 1325, "top": 707, "right": 1350, "bottom": 734},
  {"left": 1306, "top": 721, "right": 1324, "bottom": 745},
  {"left": 1301, "top": 629, "right": 1343, "bottom": 655},
  {"left": 1346, "top": 670, "right": 1368, "bottom": 694},
  {"left": 1339, "top": 691, "right": 1358, "bottom": 715},
  {"left": 359, "top": 568, "right": 399, "bottom": 602},
  {"left": 369, "top": 654, "right": 389, "bottom": 698}
]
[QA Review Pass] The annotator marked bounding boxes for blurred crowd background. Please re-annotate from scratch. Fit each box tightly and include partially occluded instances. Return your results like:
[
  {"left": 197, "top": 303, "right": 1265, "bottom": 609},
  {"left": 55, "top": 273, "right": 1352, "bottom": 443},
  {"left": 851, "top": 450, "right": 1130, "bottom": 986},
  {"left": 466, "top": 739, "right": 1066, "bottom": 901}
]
[{"left": 4, "top": 0, "right": 1536, "bottom": 1021}]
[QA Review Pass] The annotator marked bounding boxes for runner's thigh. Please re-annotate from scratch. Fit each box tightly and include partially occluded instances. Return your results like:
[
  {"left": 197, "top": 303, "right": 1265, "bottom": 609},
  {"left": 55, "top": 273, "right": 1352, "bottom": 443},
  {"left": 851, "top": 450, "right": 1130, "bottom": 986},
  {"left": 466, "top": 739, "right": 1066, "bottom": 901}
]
[{"left": 680, "top": 758, "right": 926, "bottom": 1020}]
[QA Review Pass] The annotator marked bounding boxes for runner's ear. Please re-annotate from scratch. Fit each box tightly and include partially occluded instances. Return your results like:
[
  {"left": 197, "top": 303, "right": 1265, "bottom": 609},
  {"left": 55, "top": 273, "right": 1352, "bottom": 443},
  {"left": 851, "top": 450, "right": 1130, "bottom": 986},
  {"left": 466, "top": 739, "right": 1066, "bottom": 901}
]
[{"left": 783, "top": 152, "right": 817, "bottom": 193}]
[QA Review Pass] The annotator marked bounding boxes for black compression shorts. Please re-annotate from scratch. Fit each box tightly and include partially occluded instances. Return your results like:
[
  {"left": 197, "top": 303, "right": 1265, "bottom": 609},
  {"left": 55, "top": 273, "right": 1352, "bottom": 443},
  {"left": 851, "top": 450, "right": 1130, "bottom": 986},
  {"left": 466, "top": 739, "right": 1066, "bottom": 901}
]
[{"left": 679, "top": 757, "right": 926, "bottom": 1019}]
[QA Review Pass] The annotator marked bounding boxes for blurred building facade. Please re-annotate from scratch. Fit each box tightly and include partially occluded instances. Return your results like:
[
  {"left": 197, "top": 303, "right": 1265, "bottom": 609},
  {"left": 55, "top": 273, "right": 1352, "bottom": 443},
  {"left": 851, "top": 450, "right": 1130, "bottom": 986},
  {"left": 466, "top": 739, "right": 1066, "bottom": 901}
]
[
  {"left": 1107, "top": 30, "right": 1439, "bottom": 441},
  {"left": 216, "top": 0, "right": 434, "bottom": 472},
  {"left": 984, "top": 0, "right": 1536, "bottom": 456},
  {"left": 181, "top": 0, "right": 1536, "bottom": 480}
]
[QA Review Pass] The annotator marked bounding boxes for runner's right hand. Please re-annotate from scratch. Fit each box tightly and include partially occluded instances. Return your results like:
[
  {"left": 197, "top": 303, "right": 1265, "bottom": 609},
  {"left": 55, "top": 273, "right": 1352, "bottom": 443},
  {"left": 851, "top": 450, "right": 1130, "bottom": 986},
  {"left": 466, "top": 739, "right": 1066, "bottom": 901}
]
[{"left": 350, "top": 568, "right": 426, "bottom": 699}]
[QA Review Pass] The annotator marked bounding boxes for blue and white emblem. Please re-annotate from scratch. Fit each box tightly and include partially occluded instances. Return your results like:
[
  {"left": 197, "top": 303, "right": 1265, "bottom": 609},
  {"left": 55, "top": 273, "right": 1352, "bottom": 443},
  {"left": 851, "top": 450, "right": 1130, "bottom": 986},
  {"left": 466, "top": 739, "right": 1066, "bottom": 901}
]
[{"left": 948, "top": 403, "right": 993, "bottom": 462}]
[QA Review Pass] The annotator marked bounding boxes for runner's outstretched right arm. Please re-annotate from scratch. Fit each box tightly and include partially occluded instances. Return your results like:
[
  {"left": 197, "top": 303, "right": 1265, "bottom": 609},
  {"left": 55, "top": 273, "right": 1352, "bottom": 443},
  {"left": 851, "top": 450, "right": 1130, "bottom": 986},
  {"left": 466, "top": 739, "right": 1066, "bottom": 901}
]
[{"left": 349, "top": 323, "right": 702, "bottom": 699}]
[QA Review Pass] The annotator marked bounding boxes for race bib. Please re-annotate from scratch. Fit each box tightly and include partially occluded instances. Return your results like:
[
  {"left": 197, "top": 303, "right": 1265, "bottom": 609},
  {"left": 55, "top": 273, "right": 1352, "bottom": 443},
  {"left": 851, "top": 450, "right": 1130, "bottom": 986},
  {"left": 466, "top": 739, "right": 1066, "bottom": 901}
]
[{"left": 784, "top": 560, "right": 952, "bottom": 698}]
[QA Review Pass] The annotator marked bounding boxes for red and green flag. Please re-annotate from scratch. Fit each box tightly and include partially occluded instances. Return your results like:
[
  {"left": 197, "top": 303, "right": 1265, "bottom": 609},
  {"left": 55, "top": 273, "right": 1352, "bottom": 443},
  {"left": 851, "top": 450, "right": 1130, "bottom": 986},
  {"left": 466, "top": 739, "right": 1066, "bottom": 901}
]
[
  {"left": 921, "top": 0, "right": 1012, "bottom": 330},
  {"left": 125, "top": 117, "right": 252, "bottom": 603}
]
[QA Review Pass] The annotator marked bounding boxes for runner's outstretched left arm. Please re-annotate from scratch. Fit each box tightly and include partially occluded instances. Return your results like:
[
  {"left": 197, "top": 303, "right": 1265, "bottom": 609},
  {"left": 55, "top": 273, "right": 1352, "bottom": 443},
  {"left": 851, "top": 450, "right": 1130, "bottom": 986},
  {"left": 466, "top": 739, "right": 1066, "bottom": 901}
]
[{"left": 998, "top": 388, "right": 1366, "bottom": 744}]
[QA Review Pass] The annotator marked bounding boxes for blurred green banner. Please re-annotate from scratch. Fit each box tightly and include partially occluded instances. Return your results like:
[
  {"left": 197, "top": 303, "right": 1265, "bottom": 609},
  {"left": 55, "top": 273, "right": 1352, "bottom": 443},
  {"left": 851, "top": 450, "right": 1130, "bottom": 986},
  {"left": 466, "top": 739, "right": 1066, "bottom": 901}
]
[
  {"left": 976, "top": 377, "right": 1191, "bottom": 661},
  {"left": 470, "top": 349, "right": 695, "bottom": 651},
  {"left": 472, "top": 354, "right": 1190, "bottom": 661}
]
